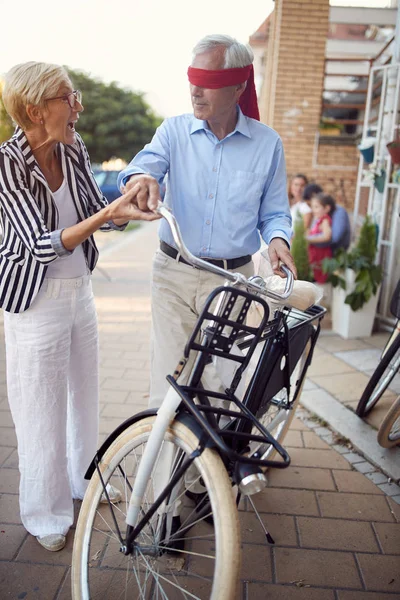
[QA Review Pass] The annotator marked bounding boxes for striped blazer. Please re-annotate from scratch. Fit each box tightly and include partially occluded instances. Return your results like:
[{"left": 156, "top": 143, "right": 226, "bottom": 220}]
[{"left": 0, "top": 127, "right": 113, "bottom": 313}]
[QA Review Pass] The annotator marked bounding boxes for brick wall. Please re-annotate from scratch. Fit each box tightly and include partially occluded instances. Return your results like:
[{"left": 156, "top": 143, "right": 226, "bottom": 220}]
[{"left": 259, "top": 0, "right": 360, "bottom": 210}]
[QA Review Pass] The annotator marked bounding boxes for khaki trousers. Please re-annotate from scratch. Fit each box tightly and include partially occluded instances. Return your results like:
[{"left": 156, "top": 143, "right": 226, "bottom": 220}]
[{"left": 150, "top": 249, "right": 254, "bottom": 408}]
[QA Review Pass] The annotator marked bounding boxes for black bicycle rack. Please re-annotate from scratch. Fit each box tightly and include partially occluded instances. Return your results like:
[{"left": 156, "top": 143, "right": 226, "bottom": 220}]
[{"left": 166, "top": 286, "right": 289, "bottom": 469}]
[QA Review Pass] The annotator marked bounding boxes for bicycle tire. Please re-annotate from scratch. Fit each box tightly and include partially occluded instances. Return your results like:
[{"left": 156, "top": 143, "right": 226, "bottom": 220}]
[
  {"left": 72, "top": 416, "right": 240, "bottom": 600},
  {"left": 249, "top": 339, "right": 311, "bottom": 463},
  {"left": 377, "top": 395, "right": 400, "bottom": 448},
  {"left": 356, "top": 333, "right": 400, "bottom": 418}
]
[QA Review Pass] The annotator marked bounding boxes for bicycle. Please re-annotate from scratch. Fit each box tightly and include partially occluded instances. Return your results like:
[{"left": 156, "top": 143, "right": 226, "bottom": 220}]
[
  {"left": 377, "top": 394, "right": 400, "bottom": 448},
  {"left": 356, "top": 278, "right": 400, "bottom": 418},
  {"left": 71, "top": 204, "right": 326, "bottom": 600}
]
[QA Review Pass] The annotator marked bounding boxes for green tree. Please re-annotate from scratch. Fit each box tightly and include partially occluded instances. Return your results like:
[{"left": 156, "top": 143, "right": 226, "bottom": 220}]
[
  {"left": 291, "top": 215, "right": 312, "bottom": 281},
  {"left": 67, "top": 68, "right": 162, "bottom": 163},
  {"left": 0, "top": 84, "right": 14, "bottom": 144}
]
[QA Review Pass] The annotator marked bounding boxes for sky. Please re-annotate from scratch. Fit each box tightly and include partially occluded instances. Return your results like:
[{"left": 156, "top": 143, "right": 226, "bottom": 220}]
[{"left": 0, "top": 0, "right": 395, "bottom": 119}]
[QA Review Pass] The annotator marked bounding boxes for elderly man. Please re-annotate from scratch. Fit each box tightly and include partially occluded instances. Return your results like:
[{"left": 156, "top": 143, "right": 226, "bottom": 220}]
[{"left": 118, "top": 34, "right": 296, "bottom": 409}]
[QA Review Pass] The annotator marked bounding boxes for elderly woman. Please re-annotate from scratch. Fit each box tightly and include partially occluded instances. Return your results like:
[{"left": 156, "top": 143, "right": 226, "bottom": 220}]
[{"left": 0, "top": 62, "right": 158, "bottom": 552}]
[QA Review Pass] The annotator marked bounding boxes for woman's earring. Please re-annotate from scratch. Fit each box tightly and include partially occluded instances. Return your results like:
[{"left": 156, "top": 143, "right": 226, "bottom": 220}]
[{"left": 40, "top": 119, "right": 44, "bottom": 125}]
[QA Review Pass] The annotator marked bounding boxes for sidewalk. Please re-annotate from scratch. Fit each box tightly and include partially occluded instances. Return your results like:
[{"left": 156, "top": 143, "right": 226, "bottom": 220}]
[{"left": 0, "top": 223, "right": 399, "bottom": 599}]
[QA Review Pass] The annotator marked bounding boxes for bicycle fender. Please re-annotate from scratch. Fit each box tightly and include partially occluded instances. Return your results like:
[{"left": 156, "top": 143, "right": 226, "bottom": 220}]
[{"left": 84, "top": 409, "right": 157, "bottom": 479}]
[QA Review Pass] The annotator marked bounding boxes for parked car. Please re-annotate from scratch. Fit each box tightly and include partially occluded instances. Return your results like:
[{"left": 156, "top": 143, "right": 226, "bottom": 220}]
[{"left": 93, "top": 170, "right": 121, "bottom": 203}]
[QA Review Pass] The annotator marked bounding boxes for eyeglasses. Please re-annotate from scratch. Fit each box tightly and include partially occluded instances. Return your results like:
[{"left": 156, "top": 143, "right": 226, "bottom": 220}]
[{"left": 46, "top": 89, "right": 82, "bottom": 109}]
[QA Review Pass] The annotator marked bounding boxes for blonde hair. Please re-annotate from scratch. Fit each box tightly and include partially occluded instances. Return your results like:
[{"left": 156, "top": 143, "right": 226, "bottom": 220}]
[{"left": 2, "top": 61, "right": 71, "bottom": 130}]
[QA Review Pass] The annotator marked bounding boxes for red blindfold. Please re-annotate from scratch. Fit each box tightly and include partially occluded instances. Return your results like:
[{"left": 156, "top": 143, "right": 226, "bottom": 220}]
[{"left": 187, "top": 64, "right": 260, "bottom": 121}]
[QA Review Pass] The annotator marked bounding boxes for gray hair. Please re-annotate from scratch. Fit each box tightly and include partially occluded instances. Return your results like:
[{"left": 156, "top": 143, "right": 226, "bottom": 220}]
[
  {"left": 192, "top": 34, "right": 254, "bottom": 68},
  {"left": 2, "top": 62, "right": 71, "bottom": 131}
]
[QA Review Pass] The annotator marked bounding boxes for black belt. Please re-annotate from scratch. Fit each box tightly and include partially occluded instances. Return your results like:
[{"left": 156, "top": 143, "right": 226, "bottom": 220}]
[{"left": 160, "top": 241, "right": 251, "bottom": 270}]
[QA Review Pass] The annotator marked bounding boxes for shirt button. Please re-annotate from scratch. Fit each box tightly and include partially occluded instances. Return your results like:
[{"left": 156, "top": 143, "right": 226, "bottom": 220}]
[
  {"left": 209, "top": 193, "right": 214, "bottom": 199},
  {"left": 206, "top": 220, "right": 211, "bottom": 225},
  {"left": 212, "top": 167, "right": 217, "bottom": 172},
  {"left": 202, "top": 246, "right": 207, "bottom": 251}
]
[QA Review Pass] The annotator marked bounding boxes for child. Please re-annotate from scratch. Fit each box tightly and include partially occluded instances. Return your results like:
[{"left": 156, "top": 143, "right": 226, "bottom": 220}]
[{"left": 307, "top": 194, "right": 335, "bottom": 284}]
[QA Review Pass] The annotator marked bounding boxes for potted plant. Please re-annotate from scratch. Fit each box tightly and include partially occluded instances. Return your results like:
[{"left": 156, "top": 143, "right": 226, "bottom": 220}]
[
  {"left": 387, "top": 132, "right": 400, "bottom": 165},
  {"left": 322, "top": 216, "right": 383, "bottom": 338},
  {"left": 362, "top": 162, "right": 386, "bottom": 193},
  {"left": 291, "top": 215, "right": 313, "bottom": 281},
  {"left": 358, "top": 136, "right": 376, "bottom": 164},
  {"left": 319, "top": 117, "right": 343, "bottom": 137}
]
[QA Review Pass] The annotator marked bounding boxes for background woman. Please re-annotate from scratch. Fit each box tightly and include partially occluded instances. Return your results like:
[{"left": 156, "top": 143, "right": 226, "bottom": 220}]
[
  {"left": 288, "top": 173, "right": 312, "bottom": 229},
  {"left": 0, "top": 62, "right": 158, "bottom": 552}
]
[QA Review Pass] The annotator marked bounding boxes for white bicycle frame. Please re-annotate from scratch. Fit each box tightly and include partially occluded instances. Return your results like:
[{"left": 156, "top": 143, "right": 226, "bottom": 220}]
[{"left": 125, "top": 203, "right": 294, "bottom": 528}]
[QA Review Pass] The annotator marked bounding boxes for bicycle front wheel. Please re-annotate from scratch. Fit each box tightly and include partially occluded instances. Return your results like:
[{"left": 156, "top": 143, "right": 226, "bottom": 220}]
[
  {"left": 377, "top": 395, "right": 400, "bottom": 448},
  {"left": 252, "top": 339, "right": 312, "bottom": 463},
  {"left": 72, "top": 416, "right": 240, "bottom": 600},
  {"left": 356, "top": 334, "right": 400, "bottom": 418}
]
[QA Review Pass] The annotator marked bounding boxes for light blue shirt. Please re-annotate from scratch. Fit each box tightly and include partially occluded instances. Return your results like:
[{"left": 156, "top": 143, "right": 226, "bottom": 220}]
[{"left": 118, "top": 108, "right": 292, "bottom": 259}]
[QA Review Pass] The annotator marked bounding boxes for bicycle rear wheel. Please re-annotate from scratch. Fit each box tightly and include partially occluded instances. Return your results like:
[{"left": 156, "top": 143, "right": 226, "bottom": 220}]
[
  {"left": 72, "top": 416, "right": 240, "bottom": 600},
  {"left": 377, "top": 395, "right": 400, "bottom": 448},
  {"left": 356, "top": 334, "right": 400, "bottom": 418}
]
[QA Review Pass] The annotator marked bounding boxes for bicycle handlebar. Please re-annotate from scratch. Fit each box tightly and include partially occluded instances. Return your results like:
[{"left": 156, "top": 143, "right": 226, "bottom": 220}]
[{"left": 156, "top": 202, "right": 294, "bottom": 302}]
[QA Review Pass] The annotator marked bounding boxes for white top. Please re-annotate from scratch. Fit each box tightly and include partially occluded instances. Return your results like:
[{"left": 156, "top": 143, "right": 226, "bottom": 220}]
[
  {"left": 46, "top": 179, "right": 87, "bottom": 279},
  {"left": 290, "top": 201, "right": 312, "bottom": 223}
]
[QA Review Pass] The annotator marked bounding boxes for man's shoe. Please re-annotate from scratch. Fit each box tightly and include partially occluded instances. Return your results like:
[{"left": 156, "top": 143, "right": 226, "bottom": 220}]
[
  {"left": 159, "top": 515, "right": 185, "bottom": 554},
  {"left": 36, "top": 534, "right": 66, "bottom": 552},
  {"left": 100, "top": 484, "right": 122, "bottom": 504},
  {"left": 185, "top": 490, "right": 214, "bottom": 525}
]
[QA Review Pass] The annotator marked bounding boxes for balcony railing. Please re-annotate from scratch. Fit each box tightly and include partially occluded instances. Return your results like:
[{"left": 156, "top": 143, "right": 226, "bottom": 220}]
[{"left": 320, "top": 36, "right": 395, "bottom": 139}]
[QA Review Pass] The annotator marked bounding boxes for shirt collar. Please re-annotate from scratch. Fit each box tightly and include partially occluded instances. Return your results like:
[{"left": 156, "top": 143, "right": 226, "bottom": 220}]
[{"left": 189, "top": 106, "right": 251, "bottom": 139}]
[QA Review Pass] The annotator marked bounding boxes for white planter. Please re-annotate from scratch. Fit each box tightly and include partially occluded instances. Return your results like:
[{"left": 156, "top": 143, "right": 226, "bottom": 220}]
[{"left": 332, "top": 269, "right": 380, "bottom": 339}]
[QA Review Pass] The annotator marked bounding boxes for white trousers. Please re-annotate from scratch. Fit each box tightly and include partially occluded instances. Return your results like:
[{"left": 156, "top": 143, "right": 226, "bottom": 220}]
[{"left": 4, "top": 276, "right": 99, "bottom": 537}]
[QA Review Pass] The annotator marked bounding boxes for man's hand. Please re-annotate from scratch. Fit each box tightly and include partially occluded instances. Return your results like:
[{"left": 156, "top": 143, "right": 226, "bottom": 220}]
[
  {"left": 123, "top": 174, "right": 160, "bottom": 212},
  {"left": 268, "top": 237, "right": 298, "bottom": 279},
  {"left": 110, "top": 183, "right": 162, "bottom": 224}
]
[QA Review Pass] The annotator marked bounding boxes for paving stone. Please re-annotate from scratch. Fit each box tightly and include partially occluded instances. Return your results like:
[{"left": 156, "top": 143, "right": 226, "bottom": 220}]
[
  {"left": 340, "top": 451, "right": 365, "bottom": 464},
  {"left": 99, "top": 389, "right": 130, "bottom": 404},
  {"left": 288, "top": 448, "right": 351, "bottom": 469},
  {"left": 354, "top": 461, "right": 379, "bottom": 475},
  {"left": 0, "top": 445, "right": 13, "bottom": 466},
  {"left": 366, "top": 471, "right": 390, "bottom": 485},
  {"left": 311, "top": 371, "right": 370, "bottom": 402},
  {"left": 0, "top": 467, "right": 19, "bottom": 494},
  {"left": 337, "top": 592, "right": 400, "bottom": 600},
  {"left": 289, "top": 417, "right": 308, "bottom": 431},
  {"left": 240, "top": 512, "right": 297, "bottom": 547},
  {"left": 241, "top": 542, "right": 272, "bottom": 582},
  {"left": 0, "top": 524, "right": 26, "bottom": 559},
  {"left": 317, "top": 336, "right": 371, "bottom": 353},
  {"left": 302, "top": 431, "right": 332, "bottom": 450},
  {"left": 251, "top": 488, "right": 319, "bottom": 516},
  {"left": 0, "top": 412, "right": 14, "bottom": 427},
  {"left": 275, "top": 547, "right": 361, "bottom": 588},
  {"left": 391, "top": 495, "right": 400, "bottom": 506},
  {"left": 101, "top": 403, "right": 140, "bottom": 419},
  {"left": 283, "top": 430, "right": 304, "bottom": 447},
  {"left": 373, "top": 522, "right": 400, "bottom": 554},
  {"left": 388, "top": 497, "right": 400, "bottom": 521},
  {"left": 357, "top": 553, "right": 400, "bottom": 592},
  {"left": 0, "top": 427, "right": 17, "bottom": 446},
  {"left": 307, "top": 354, "right": 356, "bottom": 377},
  {"left": 297, "top": 516, "right": 379, "bottom": 552},
  {"left": 0, "top": 493, "right": 22, "bottom": 524},
  {"left": 247, "top": 583, "right": 335, "bottom": 599},
  {"left": 16, "top": 531, "right": 74, "bottom": 566},
  {"left": 378, "top": 482, "right": 400, "bottom": 497},
  {"left": 317, "top": 491, "right": 396, "bottom": 522},
  {"left": 2, "top": 448, "right": 18, "bottom": 469},
  {"left": 0, "top": 561, "right": 66, "bottom": 598},
  {"left": 332, "top": 470, "right": 384, "bottom": 495},
  {"left": 268, "top": 466, "right": 335, "bottom": 491}
]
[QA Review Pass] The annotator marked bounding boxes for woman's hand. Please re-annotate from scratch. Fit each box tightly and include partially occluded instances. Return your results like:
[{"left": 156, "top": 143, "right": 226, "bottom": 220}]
[{"left": 110, "top": 183, "right": 162, "bottom": 225}]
